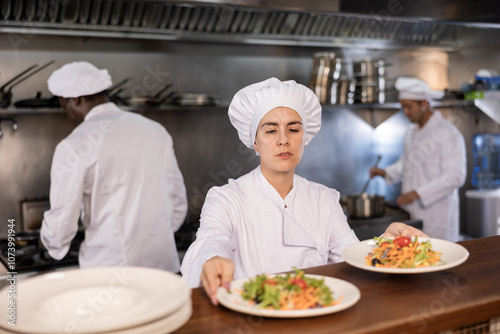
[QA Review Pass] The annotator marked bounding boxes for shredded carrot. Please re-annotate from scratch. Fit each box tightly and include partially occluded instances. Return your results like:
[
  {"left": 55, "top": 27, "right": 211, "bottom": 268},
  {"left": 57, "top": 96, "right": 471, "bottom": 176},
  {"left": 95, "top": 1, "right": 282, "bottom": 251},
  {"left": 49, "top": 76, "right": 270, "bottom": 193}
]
[
  {"left": 240, "top": 269, "right": 337, "bottom": 310},
  {"left": 365, "top": 237, "right": 442, "bottom": 269}
]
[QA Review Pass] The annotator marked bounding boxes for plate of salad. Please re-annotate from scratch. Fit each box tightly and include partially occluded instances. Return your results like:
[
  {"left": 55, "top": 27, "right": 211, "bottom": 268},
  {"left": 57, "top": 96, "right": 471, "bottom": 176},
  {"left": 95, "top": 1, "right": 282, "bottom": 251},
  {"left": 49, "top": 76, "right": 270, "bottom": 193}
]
[
  {"left": 216, "top": 268, "right": 361, "bottom": 318},
  {"left": 342, "top": 236, "right": 469, "bottom": 274}
]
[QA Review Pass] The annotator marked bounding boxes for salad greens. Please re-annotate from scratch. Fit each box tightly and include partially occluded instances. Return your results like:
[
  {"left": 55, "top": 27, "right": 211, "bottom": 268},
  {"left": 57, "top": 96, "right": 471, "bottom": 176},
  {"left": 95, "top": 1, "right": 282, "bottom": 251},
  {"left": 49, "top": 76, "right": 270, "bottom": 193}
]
[
  {"left": 367, "top": 236, "right": 443, "bottom": 268},
  {"left": 240, "top": 268, "right": 334, "bottom": 310}
]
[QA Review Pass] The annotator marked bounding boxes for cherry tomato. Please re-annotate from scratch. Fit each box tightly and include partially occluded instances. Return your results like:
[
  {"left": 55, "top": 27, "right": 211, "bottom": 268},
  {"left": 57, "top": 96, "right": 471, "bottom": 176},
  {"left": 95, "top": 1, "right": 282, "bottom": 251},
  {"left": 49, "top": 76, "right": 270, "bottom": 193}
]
[
  {"left": 394, "top": 236, "right": 411, "bottom": 247},
  {"left": 291, "top": 278, "right": 307, "bottom": 290},
  {"left": 263, "top": 279, "right": 277, "bottom": 286}
]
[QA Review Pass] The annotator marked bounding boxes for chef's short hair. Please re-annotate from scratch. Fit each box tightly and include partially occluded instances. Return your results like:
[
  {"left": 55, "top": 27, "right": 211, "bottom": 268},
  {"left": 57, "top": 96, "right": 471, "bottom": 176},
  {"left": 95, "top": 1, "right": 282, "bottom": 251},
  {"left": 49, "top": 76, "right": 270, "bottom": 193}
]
[{"left": 81, "top": 90, "right": 109, "bottom": 102}]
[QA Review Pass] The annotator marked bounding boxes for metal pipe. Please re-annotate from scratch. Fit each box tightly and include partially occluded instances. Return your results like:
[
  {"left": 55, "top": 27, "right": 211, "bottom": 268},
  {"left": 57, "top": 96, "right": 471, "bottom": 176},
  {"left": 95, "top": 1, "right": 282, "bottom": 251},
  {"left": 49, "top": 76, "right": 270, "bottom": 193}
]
[{"left": 0, "top": 117, "right": 18, "bottom": 139}]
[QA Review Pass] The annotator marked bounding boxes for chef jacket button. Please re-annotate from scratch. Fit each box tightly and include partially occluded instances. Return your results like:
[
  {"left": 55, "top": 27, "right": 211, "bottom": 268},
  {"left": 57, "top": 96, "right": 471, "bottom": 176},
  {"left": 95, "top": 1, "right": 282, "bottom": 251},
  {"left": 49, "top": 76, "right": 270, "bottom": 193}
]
[
  {"left": 270, "top": 251, "right": 277, "bottom": 260},
  {"left": 264, "top": 208, "right": 271, "bottom": 216},
  {"left": 296, "top": 208, "right": 302, "bottom": 215},
  {"left": 307, "top": 250, "right": 315, "bottom": 258}
]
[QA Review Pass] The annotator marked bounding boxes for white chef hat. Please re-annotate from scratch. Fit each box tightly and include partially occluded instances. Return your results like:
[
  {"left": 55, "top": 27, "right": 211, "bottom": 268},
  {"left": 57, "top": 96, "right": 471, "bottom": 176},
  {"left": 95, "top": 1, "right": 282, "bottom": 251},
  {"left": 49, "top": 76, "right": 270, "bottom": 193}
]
[
  {"left": 395, "top": 77, "right": 444, "bottom": 101},
  {"left": 47, "top": 61, "right": 112, "bottom": 98},
  {"left": 228, "top": 77, "right": 321, "bottom": 149}
]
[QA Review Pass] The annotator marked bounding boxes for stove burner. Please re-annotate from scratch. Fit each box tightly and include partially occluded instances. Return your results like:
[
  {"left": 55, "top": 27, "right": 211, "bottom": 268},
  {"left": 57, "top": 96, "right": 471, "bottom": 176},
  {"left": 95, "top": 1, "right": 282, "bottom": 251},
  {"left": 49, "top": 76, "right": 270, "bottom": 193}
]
[{"left": 0, "top": 231, "right": 83, "bottom": 274}]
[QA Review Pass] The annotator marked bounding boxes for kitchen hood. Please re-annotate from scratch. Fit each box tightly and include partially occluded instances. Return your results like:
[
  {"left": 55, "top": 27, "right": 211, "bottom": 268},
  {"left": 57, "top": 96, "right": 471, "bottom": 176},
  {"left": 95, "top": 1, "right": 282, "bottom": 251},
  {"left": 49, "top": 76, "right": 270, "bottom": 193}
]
[{"left": 0, "top": 0, "right": 499, "bottom": 50}]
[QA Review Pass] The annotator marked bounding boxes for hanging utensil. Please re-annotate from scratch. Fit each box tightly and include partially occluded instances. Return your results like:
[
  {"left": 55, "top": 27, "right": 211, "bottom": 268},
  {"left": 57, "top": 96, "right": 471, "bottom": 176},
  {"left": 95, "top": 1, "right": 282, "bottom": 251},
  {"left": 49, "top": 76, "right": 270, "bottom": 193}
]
[
  {"left": 361, "top": 155, "right": 382, "bottom": 194},
  {"left": 120, "top": 83, "right": 175, "bottom": 107},
  {"left": 155, "top": 90, "right": 178, "bottom": 105},
  {"left": 108, "top": 77, "right": 132, "bottom": 96},
  {"left": 0, "top": 64, "right": 39, "bottom": 92},
  {"left": 153, "top": 84, "right": 173, "bottom": 99},
  {"left": 0, "top": 60, "right": 55, "bottom": 108}
]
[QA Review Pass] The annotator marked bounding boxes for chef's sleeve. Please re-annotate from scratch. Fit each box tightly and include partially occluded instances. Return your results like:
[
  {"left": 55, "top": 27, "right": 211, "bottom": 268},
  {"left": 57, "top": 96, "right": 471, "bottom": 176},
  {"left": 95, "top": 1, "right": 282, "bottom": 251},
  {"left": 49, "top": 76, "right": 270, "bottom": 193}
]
[
  {"left": 40, "top": 141, "right": 84, "bottom": 260},
  {"left": 384, "top": 158, "right": 404, "bottom": 185},
  {"left": 180, "top": 187, "right": 235, "bottom": 287}
]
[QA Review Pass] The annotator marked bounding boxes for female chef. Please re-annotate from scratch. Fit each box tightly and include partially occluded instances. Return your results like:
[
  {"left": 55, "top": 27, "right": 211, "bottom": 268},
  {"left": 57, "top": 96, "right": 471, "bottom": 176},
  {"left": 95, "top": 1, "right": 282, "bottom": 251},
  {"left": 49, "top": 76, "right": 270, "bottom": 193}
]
[{"left": 180, "top": 77, "right": 427, "bottom": 304}]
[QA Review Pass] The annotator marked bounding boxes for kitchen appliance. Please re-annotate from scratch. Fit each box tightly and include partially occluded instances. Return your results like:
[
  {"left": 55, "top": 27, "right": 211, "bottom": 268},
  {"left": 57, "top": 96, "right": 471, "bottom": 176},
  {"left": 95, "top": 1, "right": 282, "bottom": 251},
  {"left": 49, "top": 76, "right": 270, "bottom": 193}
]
[
  {"left": 465, "top": 189, "right": 500, "bottom": 238},
  {"left": 465, "top": 133, "right": 500, "bottom": 238},
  {"left": 0, "top": 230, "right": 83, "bottom": 273},
  {"left": 471, "top": 133, "right": 500, "bottom": 189},
  {"left": 0, "top": 0, "right": 496, "bottom": 51},
  {"left": 20, "top": 199, "right": 50, "bottom": 230},
  {"left": 346, "top": 203, "right": 423, "bottom": 240},
  {"left": 0, "top": 199, "right": 82, "bottom": 273}
]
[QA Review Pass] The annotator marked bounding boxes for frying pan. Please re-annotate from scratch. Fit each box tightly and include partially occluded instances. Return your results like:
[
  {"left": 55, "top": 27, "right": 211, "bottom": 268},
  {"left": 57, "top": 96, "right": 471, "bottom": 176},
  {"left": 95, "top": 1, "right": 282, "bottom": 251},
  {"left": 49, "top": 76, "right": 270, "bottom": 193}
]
[
  {"left": 0, "top": 60, "right": 55, "bottom": 108},
  {"left": 119, "top": 84, "right": 177, "bottom": 107},
  {"left": 14, "top": 92, "right": 60, "bottom": 108}
]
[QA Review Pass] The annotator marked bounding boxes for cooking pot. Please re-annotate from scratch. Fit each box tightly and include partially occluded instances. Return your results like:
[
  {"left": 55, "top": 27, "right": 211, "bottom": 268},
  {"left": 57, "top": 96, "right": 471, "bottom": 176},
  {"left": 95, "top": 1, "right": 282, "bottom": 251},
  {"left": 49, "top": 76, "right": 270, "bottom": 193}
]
[
  {"left": 345, "top": 193, "right": 385, "bottom": 218},
  {"left": 329, "top": 78, "right": 355, "bottom": 105},
  {"left": 354, "top": 83, "right": 385, "bottom": 104},
  {"left": 309, "top": 52, "right": 344, "bottom": 104},
  {"left": 352, "top": 58, "right": 389, "bottom": 78}
]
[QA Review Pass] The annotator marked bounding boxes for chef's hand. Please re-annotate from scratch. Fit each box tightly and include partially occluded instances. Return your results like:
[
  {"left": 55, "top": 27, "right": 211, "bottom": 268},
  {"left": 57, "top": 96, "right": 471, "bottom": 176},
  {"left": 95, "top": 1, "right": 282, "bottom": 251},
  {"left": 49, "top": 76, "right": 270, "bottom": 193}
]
[
  {"left": 383, "top": 222, "right": 429, "bottom": 238},
  {"left": 397, "top": 190, "right": 419, "bottom": 206},
  {"left": 200, "top": 256, "right": 235, "bottom": 306},
  {"left": 369, "top": 167, "right": 386, "bottom": 178}
]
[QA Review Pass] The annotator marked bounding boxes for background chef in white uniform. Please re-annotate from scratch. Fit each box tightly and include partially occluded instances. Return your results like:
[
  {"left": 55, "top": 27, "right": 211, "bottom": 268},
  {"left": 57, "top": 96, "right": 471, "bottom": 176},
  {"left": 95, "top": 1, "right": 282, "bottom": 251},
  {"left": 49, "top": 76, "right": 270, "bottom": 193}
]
[
  {"left": 40, "top": 61, "right": 188, "bottom": 272},
  {"left": 370, "top": 77, "right": 467, "bottom": 242},
  {"left": 180, "top": 77, "right": 427, "bottom": 304}
]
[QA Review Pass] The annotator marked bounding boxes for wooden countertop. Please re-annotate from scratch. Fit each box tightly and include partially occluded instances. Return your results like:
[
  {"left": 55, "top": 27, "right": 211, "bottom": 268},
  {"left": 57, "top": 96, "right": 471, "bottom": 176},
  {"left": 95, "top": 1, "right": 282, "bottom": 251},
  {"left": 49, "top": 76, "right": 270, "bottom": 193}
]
[{"left": 176, "top": 236, "right": 500, "bottom": 334}]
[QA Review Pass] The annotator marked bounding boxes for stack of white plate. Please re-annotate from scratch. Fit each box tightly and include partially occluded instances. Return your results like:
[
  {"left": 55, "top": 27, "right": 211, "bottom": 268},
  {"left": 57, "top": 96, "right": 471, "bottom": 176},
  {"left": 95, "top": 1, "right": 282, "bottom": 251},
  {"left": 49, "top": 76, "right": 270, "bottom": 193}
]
[{"left": 0, "top": 267, "right": 191, "bottom": 334}]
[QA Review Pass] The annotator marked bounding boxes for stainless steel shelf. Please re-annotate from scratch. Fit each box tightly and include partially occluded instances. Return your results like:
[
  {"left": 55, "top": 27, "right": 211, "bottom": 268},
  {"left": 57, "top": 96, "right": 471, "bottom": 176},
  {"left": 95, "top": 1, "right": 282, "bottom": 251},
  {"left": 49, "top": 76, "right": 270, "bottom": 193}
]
[
  {"left": 322, "top": 100, "right": 476, "bottom": 110},
  {"left": 0, "top": 105, "right": 229, "bottom": 116},
  {"left": 2, "top": 100, "right": 498, "bottom": 126}
]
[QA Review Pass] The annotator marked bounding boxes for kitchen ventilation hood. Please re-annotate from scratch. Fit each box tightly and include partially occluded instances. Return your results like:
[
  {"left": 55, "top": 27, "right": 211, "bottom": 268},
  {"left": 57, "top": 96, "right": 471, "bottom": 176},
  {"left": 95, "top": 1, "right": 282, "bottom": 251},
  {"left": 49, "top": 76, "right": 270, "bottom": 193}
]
[{"left": 0, "top": 0, "right": 499, "bottom": 50}]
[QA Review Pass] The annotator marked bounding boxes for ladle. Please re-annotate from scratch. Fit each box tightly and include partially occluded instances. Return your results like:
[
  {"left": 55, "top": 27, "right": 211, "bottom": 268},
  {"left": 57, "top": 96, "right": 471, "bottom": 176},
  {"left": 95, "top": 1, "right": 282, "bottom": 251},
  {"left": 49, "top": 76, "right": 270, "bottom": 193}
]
[{"left": 361, "top": 155, "right": 382, "bottom": 194}]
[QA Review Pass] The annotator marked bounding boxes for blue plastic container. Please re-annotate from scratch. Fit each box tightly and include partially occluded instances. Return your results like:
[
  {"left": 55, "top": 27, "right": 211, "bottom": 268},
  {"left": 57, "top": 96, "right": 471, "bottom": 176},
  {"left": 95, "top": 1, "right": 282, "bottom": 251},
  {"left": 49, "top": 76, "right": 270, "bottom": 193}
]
[{"left": 472, "top": 133, "right": 500, "bottom": 189}]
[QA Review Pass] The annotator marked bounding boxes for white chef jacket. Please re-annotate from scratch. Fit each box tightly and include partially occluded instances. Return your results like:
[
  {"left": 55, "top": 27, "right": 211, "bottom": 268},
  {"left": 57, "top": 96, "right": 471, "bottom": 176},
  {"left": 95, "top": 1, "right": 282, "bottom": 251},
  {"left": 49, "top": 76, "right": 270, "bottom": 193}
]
[
  {"left": 384, "top": 111, "right": 466, "bottom": 241},
  {"left": 41, "top": 102, "right": 188, "bottom": 271},
  {"left": 180, "top": 166, "right": 359, "bottom": 287}
]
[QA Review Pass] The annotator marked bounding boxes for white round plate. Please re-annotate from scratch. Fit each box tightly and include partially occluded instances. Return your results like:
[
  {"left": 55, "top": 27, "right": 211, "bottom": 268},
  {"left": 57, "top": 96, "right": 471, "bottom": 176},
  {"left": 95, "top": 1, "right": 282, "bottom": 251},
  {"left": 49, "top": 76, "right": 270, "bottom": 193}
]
[
  {"left": 216, "top": 274, "right": 360, "bottom": 318},
  {"left": 342, "top": 238, "right": 470, "bottom": 274},
  {"left": 0, "top": 267, "right": 191, "bottom": 334},
  {"left": 0, "top": 302, "right": 192, "bottom": 334}
]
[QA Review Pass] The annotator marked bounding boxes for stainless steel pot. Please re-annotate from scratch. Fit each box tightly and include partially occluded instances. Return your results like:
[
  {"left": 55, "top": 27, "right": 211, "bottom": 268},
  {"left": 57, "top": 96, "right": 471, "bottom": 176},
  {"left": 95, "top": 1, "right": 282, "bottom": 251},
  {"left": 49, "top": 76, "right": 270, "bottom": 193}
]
[
  {"left": 352, "top": 58, "right": 388, "bottom": 78},
  {"left": 345, "top": 193, "right": 385, "bottom": 218},
  {"left": 353, "top": 84, "right": 385, "bottom": 104},
  {"left": 329, "top": 78, "right": 355, "bottom": 105},
  {"left": 309, "top": 52, "right": 343, "bottom": 104}
]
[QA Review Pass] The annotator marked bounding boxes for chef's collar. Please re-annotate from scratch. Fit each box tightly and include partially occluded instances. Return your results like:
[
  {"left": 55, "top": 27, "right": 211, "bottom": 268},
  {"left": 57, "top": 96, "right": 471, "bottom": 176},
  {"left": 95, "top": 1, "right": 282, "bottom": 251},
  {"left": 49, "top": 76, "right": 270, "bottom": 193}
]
[{"left": 84, "top": 102, "right": 120, "bottom": 121}]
